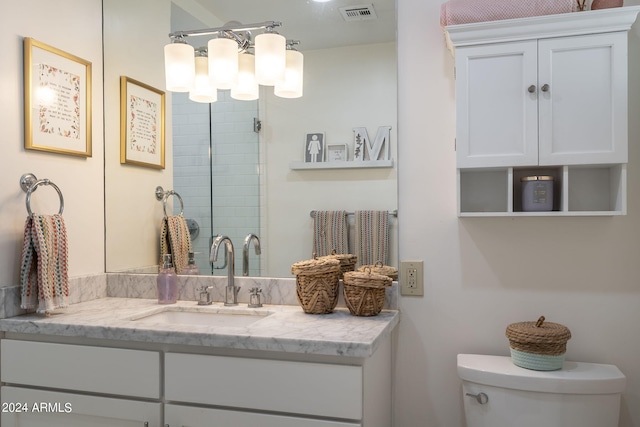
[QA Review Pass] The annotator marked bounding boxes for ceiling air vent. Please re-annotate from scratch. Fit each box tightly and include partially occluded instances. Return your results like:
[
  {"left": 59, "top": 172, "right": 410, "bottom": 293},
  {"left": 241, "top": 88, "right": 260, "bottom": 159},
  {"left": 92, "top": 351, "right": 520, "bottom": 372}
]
[{"left": 339, "top": 4, "right": 378, "bottom": 21}]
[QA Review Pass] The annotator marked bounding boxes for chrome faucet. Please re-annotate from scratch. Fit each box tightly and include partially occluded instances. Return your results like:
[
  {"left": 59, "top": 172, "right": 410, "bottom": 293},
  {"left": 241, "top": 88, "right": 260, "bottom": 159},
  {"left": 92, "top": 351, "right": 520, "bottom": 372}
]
[
  {"left": 210, "top": 235, "right": 240, "bottom": 306},
  {"left": 242, "top": 233, "right": 261, "bottom": 276}
]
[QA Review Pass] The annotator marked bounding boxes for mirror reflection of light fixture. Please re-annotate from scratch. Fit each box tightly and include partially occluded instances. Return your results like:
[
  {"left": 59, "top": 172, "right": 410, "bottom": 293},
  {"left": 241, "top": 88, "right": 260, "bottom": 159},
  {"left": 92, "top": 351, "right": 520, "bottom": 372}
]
[
  {"left": 231, "top": 53, "right": 259, "bottom": 101},
  {"left": 189, "top": 48, "right": 217, "bottom": 103},
  {"left": 254, "top": 28, "right": 286, "bottom": 86},
  {"left": 208, "top": 35, "right": 239, "bottom": 90},
  {"left": 274, "top": 42, "right": 304, "bottom": 99},
  {"left": 164, "top": 21, "right": 303, "bottom": 102},
  {"left": 164, "top": 38, "right": 195, "bottom": 92}
]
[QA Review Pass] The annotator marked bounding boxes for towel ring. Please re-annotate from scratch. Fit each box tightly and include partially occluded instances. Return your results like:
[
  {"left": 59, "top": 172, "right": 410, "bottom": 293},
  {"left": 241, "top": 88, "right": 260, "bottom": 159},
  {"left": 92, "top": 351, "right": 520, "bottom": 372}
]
[
  {"left": 162, "top": 191, "right": 184, "bottom": 217},
  {"left": 20, "top": 174, "right": 64, "bottom": 217}
]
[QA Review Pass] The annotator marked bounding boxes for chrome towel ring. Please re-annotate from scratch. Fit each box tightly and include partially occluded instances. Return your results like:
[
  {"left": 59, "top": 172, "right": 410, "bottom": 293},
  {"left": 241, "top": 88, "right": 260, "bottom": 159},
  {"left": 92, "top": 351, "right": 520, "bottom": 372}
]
[
  {"left": 20, "top": 173, "right": 64, "bottom": 217},
  {"left": 155, "top": 186, "right": 184, "bottom": 217}
]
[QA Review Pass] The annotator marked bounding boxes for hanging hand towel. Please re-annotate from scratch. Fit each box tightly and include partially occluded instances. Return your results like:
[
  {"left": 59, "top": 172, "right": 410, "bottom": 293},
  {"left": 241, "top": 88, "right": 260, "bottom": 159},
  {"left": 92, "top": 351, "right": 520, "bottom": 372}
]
[
  {"left": 355, "top": 211, "right": 389, "bottom": 267},
  {"left": 312, "top": 210, "right": 348, "bottom": 256},
  {"left": 20, "top": 214, "right": 69, "bottom": 313},
  {"left": 160, "top": 214, "right": 193, "bottom": 274}
]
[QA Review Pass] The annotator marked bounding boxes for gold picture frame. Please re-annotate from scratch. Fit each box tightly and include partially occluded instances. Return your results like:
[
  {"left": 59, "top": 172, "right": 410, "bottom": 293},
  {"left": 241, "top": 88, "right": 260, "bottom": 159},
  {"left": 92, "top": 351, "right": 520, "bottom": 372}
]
[
  {"left": 120, "top": 76, "right": 165, "bottom": 169},
  {"left": 24, "top": 37, "right": 92, "bottom": 157}
]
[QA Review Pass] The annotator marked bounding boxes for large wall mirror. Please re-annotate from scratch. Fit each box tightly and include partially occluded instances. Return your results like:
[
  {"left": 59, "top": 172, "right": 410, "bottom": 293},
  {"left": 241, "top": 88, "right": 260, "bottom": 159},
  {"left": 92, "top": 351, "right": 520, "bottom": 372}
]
[{"left": 103, "top": 0, "right": 398, "bottom": 278}]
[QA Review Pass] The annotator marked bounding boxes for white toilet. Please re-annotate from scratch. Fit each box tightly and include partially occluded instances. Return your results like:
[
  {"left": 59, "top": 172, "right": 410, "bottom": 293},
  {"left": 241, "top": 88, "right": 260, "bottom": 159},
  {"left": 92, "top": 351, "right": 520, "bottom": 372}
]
[{"left": 458, "top": 354, "right": 626, "bottom": 427}]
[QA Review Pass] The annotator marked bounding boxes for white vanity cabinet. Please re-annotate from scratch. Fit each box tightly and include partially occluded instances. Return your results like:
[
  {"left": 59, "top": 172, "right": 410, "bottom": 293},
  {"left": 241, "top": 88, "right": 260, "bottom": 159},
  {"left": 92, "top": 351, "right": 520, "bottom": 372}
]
[
  {"left": 0, "top": 340, "right": 162, "bottom": 427},
  {"left": 0, "top": 334, "right": 392, "bottom": 427},
  {"left": 447, "top": 7, "right": 639, "bottom": 216},
  {"left": 1, "top": 387, "right": 161, "bottom": 427},
  {"left": 164, "top": 336, "right": 392, "bottom": 427}
]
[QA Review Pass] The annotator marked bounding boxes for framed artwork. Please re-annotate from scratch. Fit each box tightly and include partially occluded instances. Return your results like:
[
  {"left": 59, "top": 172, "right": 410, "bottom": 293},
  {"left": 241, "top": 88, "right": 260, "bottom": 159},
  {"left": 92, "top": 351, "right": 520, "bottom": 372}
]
[
  {"left": 327, "top": 143, "right": 348, "bottom": 162},
  {"left": 120, "top": 76, "right": 165, "bottom": 169},
  {"left": 304, "top": 132, "right": 325, "bottom": 163},
  {"left": 23, "top": 38, "right": 92, "bottom": 157}
]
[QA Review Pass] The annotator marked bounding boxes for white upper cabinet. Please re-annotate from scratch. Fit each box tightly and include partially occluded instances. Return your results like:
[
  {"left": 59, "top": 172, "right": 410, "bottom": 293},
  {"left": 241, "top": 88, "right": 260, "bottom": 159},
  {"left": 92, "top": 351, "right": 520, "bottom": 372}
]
[
  {"left": 455, "top": 40, "right": 538, "bottom": 168},
  {"left": 447, "top": 7, "right": 639, "bottom": 216},
  {"left": 449, "top": 7, "right": 638, "bottom": 170},
  {"left": 537, "top": 32, "right": 627, "bottom": 165}
]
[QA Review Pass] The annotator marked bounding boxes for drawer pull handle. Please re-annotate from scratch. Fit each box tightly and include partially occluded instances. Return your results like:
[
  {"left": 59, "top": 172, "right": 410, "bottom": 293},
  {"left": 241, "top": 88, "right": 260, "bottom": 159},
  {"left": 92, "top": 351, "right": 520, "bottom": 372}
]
[
  {"left": 466, "top": 392, "right": 489, "bottom": 404},
  {"left": 541, "top": 83, "right": 550, "bottom": 92},
  {"left": 527, "top": 85, "right": 536, "bottom": 93}
]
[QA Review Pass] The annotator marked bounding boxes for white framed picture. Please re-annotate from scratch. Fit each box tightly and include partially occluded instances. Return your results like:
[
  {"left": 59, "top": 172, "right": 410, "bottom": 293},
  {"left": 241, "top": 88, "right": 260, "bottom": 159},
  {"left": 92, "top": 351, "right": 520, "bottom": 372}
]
[
  {"left": 304, "top": 132, "right": 325, "bottom": 163},
  {"left": 327, "top": 143, "right": 348, "bottom": 162}
]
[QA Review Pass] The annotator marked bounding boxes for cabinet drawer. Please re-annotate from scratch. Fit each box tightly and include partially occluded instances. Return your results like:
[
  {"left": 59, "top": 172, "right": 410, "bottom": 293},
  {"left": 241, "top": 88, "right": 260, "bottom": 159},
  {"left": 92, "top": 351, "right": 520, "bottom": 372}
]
[
  {"left": 165, "top": 353, "right": 362, "bottom": 420},
  {"left": 0, "top": 340, "right": 160, "bottom": 399},
  {"left": 1, "top": 386, "right": 162, "bottom": 427},
  {"left": 166, "top": 403, "right": 360, "bottom": 427}
]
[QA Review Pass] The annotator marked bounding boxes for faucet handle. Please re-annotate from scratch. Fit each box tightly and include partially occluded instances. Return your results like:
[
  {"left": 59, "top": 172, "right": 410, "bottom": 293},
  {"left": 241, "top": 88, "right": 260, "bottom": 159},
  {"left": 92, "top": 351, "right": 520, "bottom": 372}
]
[
  {"left": 197, "top": 285, "right": 213, "bottom": 305},
  {"left": 248, "top": 287, "right": 263, "bottom": 308}
]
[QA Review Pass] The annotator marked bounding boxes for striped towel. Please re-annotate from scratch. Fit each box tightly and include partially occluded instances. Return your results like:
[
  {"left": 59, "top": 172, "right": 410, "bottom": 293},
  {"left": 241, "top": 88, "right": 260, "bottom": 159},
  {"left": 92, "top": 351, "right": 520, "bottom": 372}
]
[
  {"left": 355, "top": 211, "right": 389, "bottom": 267},
  {"left": 20, "top": 214, "right": 69, "bottom": 313},
  {"left": 312, "top": 211, "right": 348, "bottom": 256},
  {"left": 160, "top": 214, "right": 193, "bottom": 274}
]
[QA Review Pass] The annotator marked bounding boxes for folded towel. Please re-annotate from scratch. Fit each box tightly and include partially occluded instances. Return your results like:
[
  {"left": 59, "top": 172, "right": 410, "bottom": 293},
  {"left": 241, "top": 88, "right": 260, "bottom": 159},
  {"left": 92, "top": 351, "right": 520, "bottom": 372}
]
[
  {"left": 312, "top": 210, "right": 348, "bottom": 256},
  {"left": 160, "top": 214, "right": 193, "bottom": 274},
  {"left": 355, "top": 211, "right": 389, "bottom": 267},
  {"left": 440, "top": 0, "right": 576, "bottom": 27},
  {"left": 20, "top": 214, "right": 69, "bottom": 313}
]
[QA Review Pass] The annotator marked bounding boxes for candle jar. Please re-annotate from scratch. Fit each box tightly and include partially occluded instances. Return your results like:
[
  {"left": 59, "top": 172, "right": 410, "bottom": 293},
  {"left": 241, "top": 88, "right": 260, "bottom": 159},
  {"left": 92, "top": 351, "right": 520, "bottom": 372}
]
[{"left": 521, "top": 176, "right": 554, "bottom": 212}]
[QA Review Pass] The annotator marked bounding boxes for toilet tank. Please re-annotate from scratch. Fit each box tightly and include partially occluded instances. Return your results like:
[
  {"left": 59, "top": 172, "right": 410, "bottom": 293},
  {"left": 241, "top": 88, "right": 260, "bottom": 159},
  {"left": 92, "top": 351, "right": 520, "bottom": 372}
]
[{"left": 457, "top": 354, "right": 626, "bottom": 427}]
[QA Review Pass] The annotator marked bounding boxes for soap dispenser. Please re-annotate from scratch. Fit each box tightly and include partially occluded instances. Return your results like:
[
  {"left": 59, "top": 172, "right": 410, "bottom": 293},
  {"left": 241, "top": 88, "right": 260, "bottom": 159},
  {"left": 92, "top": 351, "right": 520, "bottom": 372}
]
[
  {"left": 157, "top": 254, "right": 178, "bottom": 304},
  {"left": 181, "top": 252, "right": 200, "bottom": 275}
]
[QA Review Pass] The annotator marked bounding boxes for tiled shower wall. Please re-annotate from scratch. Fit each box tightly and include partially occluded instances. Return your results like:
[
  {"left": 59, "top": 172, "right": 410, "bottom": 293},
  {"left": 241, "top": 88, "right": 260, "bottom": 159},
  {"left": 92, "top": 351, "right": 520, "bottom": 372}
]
[{"left": 172, "top": 91, "right": 261, "bottom": 277}]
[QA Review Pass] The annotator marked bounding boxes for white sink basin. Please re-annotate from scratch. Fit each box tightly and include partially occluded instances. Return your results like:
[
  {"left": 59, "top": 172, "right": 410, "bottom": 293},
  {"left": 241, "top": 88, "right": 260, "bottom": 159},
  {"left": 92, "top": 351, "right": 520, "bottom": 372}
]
[{"left": 130, "top": 307, "right": 272, "bottom": 328}]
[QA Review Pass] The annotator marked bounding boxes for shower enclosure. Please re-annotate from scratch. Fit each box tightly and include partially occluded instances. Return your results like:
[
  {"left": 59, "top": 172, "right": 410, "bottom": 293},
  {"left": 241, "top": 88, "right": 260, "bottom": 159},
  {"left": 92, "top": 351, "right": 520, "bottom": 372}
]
[{"left": 172, "top": 91, "right": 261, "bottom": 277}]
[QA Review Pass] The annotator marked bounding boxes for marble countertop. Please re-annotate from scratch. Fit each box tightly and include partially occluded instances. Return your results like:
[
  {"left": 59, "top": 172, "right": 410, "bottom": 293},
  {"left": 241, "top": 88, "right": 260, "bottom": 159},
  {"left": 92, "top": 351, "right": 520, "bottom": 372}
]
[{"left": 0, "top": 298, "right": 399, "bottom": 358}]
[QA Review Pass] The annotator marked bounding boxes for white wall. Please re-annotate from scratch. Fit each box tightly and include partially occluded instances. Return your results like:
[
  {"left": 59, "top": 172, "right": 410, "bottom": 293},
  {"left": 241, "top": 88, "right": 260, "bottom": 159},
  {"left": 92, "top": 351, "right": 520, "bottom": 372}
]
[
  {"left": 5, "top": 2, "right": 640, "bottom": 426},
  {"left": 0, "top": 0, "right": 104, "bottom": 287},
  {"left": 396, "top": 1, "right": 640, "bottom": 426},
  {"left": 103, "top": 0, "right": 173, "bottom": 272},
  {"left": 263, "top": 42, "right": 398, "bottom": 277}
]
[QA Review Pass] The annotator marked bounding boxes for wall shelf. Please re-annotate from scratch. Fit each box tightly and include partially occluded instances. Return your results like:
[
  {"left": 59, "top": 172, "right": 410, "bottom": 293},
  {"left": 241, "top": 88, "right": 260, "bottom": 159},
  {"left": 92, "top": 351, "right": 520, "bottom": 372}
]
[
  {"left": 457, "top": 165, "right": 626, "bottom": 217},
  {"left": 289, "top": 160, "right": 393, "bottom": 170}
]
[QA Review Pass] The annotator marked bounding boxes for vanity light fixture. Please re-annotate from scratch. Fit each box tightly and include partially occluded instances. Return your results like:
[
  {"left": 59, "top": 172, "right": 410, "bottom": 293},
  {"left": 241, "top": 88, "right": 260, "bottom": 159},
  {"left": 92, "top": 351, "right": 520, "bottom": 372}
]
[
  {"left": 274, "top": 41, "right": 304, "bottom": 98},
  {"left": 164, "top": 37, "right": 195, "bottom": 92},
  {"left": 164, "top": 21, "right": 304, "bottom": 102},
  {"left": 189, "top": 48, "right": 217, "bottom": 103}
]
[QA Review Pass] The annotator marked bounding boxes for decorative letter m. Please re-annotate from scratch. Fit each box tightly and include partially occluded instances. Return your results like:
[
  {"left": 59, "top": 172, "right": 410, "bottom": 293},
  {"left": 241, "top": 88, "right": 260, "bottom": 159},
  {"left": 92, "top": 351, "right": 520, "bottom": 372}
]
[{"left": 353, "top": 126, "right": 391, "bottom": 161}]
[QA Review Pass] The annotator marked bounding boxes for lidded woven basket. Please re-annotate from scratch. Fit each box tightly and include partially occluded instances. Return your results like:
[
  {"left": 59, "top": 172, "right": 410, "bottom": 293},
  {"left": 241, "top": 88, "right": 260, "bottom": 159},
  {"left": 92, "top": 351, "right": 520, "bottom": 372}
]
[
  {"left": 357, "top": 261, "right": 398, "bottom": 281},
  {"left": 291, "top": 256, "right": 341, "bottom": 314},
  {"left": 318, "top": 250, "right": 357, "bottom": 278},
  {"left": 343, "top": 269, "right": 392, "bottom": 317},
  {"left": 505, "top": 316, "right": 571, "bottom": 371}
]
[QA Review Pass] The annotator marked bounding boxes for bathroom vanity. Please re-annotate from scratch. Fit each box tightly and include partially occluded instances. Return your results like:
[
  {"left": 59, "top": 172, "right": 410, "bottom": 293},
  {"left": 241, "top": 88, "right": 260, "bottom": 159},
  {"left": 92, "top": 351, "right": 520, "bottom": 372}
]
[{"left": 0, "top": 298, "right": 398, "bottom": 427}]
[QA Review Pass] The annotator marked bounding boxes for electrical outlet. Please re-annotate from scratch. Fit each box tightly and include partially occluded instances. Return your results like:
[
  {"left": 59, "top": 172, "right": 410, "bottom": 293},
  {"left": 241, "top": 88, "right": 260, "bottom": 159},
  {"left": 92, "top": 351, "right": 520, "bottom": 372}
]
[{"left": 400, "top": 260, "right": 424, "bottom": 296}]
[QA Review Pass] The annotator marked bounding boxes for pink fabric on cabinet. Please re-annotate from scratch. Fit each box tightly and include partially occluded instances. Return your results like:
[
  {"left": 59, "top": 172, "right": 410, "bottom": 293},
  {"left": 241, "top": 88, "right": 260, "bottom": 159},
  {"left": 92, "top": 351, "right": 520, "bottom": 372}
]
[{"left": 440, "top": 0, "right": 577, "bottom": 27}]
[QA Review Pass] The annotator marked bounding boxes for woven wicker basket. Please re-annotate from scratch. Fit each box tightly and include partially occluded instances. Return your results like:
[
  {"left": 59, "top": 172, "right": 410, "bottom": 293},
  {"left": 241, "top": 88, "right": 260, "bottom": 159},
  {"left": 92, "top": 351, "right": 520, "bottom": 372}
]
[
  {"left": 505, "top": 316, "right": 571, "bottom": 371},
  {"left": 319, "top": 250, "right": 358, "bottom": 278},
  {"left": 357, "top": 261, "right": 398, "bottom": 281},
  {"left": 343, "top": 269, "right": 392, "bottom": 317},
  {"left": 291, "top": 257, "right": 341, "bottom": 314}
]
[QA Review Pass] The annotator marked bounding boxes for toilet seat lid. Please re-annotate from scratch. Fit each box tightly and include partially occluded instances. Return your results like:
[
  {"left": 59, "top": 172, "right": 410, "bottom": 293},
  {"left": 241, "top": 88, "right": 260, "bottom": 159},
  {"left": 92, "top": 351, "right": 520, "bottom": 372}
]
[{"left": 457, "top": 354, "right": 626, "bottom": 394}]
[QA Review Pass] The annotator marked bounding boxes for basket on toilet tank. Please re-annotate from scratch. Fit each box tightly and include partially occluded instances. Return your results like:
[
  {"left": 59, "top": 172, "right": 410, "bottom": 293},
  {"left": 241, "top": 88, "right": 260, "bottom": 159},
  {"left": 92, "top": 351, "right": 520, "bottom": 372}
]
[{"left": 505, "top": 316, "right": 571, "bottom": 371}]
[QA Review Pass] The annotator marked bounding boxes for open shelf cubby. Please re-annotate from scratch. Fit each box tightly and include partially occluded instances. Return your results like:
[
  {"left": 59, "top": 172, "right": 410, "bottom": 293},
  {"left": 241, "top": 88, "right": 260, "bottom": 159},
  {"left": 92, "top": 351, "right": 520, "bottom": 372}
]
[{"left": 458, "top": 164, "right": 626, "bottom": 217}]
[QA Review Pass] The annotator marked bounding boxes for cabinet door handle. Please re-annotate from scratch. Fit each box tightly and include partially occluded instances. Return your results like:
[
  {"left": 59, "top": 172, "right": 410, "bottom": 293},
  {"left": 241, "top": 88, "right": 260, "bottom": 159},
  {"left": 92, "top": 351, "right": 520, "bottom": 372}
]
[
  {"left": 541, "top": 84, "right": 550, "bottom": 92},
  {"left": 527, "top": 85, "right": 536, "bottom": 93}
]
